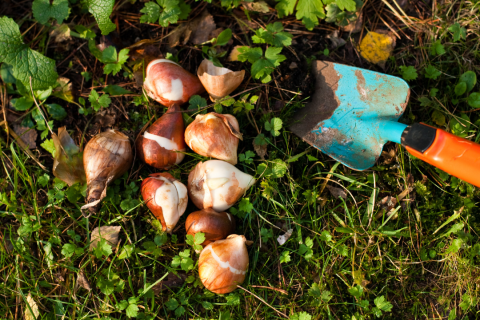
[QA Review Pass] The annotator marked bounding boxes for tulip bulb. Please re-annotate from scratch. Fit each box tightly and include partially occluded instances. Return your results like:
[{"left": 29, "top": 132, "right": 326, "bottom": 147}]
[
  {"left": 185, "top": 113, "right": 242, "bottom": 164},
  {"left": 144, "top": 59, "right": 205, "bottom": 107},
  {"left": 141, "top": 172, "right": 188, "bottom": 233},
  {"left": 197, "top": 59, "right": 245, "bottom": 101},
  {"left": 199, "top": 234, "right": 249, "bottom": 294},
  {"left": 82, "top": 130, "right": 133, "bottom": 214},
  {"left": 137, "top": 104, "right": 186, "bottom": 169},
  {"left": 188, "top": 160, "right": 255, "bottom": 211},
  {"left": 185, "top": 208, "right": 236, "bottom": 246}
]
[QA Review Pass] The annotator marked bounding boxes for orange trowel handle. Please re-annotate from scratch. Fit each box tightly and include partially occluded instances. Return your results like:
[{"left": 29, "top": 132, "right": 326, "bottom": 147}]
[{"left": 402, "top": 123, "right": 480, "bottom": 187}]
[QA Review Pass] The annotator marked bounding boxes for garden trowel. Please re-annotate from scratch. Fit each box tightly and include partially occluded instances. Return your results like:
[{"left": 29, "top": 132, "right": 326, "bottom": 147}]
[{"left": 290, "top": 61, "right": 480, "bottom": 187}]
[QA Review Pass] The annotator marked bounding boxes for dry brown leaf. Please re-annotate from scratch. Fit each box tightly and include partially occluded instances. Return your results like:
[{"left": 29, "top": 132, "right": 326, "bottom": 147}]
[
  {"left": 228, "top": 45, "right": 244, "bottom": 62},
  {"left": 341, "top": 12, "right": 363, "bottom": 34},
  {"left": 168, "top": 10, "right": 216, "bottom": 47},
  {"left": 242, "top": 1, "right": 270, "bottom": 13},
  {"left": 277, "top": 229, "right": 293, "bottom": 245},
  {"left": 89, "top": 226, "right": 121, "bottom": 251},
  {"left": 253, "top": 139, "right": 267, "bottom": 160},
  {"left": 52, "top": 126, "right": 86, "bottom": 186},
  {"left": 326, "top": 185, "right": 347, "bottom": 199},
  {"left": 52, "top": 77, "right": 74, "bottom": 103},
  {"left": 152, "top": 272, "right": 187, "bottom": 294},
  {"left": 12, "top": 124, "right": 37, "bottom": 149},
  {"left": 25, "top": 293, "right": 39, "bottom": 320},
  {"left": 50, "top": 24, "right": 71, "bottom": 42},
  {"left": 326, "top": 30, "right": 346, "bottom": 49},
  {"left": 76, "top": 271, "right": 91, "bottom": 291}
]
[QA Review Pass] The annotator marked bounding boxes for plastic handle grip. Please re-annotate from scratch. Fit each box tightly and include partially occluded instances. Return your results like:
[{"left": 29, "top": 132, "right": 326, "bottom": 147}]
[{"left": 405, "top": 128, "right": 480, "bottom": 187}]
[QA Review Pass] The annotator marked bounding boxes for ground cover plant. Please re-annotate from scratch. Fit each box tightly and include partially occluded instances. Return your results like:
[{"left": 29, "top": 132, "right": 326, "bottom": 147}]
[{"left": 0, "top": 0, "right": 480, "bottom": 319}]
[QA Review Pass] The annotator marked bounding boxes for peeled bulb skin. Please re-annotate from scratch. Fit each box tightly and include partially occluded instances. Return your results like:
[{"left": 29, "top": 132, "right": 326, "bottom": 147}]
[
  {"left": 197, "top": 59, "right": 245, "bottom": 101},
  {"left": 141, "top": 172, "right": 188, "bottom": 233},
  {"left": 188, "top": 160, "right": 255, "bottom": 211},
  {"left": 185, "top": 113, "right": 242, "bottom": 165},
  {"left": 185, "top": 208, "right": 236, "bottom": 246},
  {"left": 144, "top": 59, "right": 205, "bottom": 107},
  {"left": 199, "top": 234, "right": 249, "bottom": 294},
  {"left": 137, "top": 104, "right": 186, "bottom": 169},
  {"left": 82, "top": 130, "right": 133, "bottom": 213}
]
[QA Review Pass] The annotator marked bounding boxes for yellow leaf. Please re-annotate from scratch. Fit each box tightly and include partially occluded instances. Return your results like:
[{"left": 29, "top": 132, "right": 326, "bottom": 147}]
[
  {"left": 25, "top": 293, "right": 39, "bottom": 320},
  {"left": 358, "top": 31, "right": 395, "bottom": 68}
]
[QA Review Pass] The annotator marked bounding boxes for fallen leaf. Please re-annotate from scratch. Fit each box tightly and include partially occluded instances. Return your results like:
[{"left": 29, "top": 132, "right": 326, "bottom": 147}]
[
  {"left": 277, "top": 229, "right": 293, "bottom": 246},
  {"left": 326, "top": 185, "right": 347, "bottom": 199},
  {"left": 89, "top": 226, "right": 121, "bottom": 252},
  {"left": 242, "top": 1, "right": 270, "bottom": 13},
  {"left": 24, "top": 293, "right": 39, "bottom": 320},
  {"left": 12, "top": 124, "right": 37, "bottom": 149},
  {"left": 289, "top": 62, "right": 298, "bottom": 69},
  {"left": 152, "top": 272, "right": 187, "bottom": 294},
  {"left": 326, "top": 30, "right": 346, "bottom": 49},
  {"left": 341, "top": 11, "right": 363, "bottom": 34},
  {"left": 358, "top": 30, "right": 396, "bottom": 68},
  {"left": 253, "top": 139, "right": 267, "bottom": 160},
  {"left": 52, "top": 126, "right": 86, "bottom": 186},
  {"left": 229, "top": 45, "right": 244, "bottom": 61},
  {"left": 76, "top": 271, "right": 92, "bottom": 291},
  {"left": 168, "top": 10, "right": 217, "bottom": 47},
  {"left": 52, "top": 77, "right": 74, "bottom": 103},
  {"left": 92, "top": 108, "right": 117, "bottom": 128},
  {"left": 50, "top": 24, "right": 71, "bottom": 42}
]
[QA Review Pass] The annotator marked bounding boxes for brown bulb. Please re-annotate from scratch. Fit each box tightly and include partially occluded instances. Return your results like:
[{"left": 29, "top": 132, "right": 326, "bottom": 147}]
[
  {"left": 82, "top": 130, "right": 133, "bottom": 214},
  {"left": 199, "top": 234, "right": 249, "bottom": 294},
  {"left": 137, "top": 104, "right": 186, "bottom": 169},
  {"left": 185, "top": 113, "right": 242, "bottom": 165},
  {"left": 141, "top": 173, "right": 188, "bottom": 233},
  {"left": 185, "top": 208, "right": 236, "bottom": 246},
  {"left": 144, "top": 59, "right": 205, "bottom": 107},
  {"left": 197, "top": 59, "right": 245, "bottom": 101}
]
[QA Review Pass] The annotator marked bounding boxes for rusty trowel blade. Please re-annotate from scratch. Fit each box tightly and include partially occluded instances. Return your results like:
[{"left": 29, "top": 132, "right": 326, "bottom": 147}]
[{"left": 290, "top": 61, "right": 410, "bottom": 170}]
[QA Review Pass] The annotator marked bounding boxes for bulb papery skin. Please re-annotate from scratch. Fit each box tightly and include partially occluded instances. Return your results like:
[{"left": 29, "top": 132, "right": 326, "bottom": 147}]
[
  {"left": 188, "top": 160, "right": 255, "bottom": 211},
  {"left": 197, "top": 59, "right": 245, "bottom": 101},
  {"left": 185, "top": 208, "right": 236, "bottom": 246},
  {"left": 199, "top": 234, "right": 249, "bottom": 294},
  {"left": 141, "top": 172, "right": 188, "bottom": 233},
  {"left": 137, "top": 104, "right": 186, "bottom": 169},
  {"left": 185, "top": 113, "right": 242, "bottom": 165},
  {"left": 144, "top": 59, "right": 205, "bottom": 107},
  {"left": 82, "top": 130, "right": 133, "bottom": 213}
]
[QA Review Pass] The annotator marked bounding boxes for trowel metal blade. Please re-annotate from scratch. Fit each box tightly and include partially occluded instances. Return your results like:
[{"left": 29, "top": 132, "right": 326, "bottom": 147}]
[{"left": 290, "top": 61, "right": 410, "bottom": 170}]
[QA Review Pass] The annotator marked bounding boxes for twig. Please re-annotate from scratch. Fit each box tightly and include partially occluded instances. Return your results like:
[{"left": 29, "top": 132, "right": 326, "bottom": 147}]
[
  {"left": 57, "top": 42, "right": 87, "bottom": 67},
  {"left": 237, "top": 285, "right": 288, "bottom": 318},
  {"left": 249, "top": 285, "right": 288, "bottom": 295}
]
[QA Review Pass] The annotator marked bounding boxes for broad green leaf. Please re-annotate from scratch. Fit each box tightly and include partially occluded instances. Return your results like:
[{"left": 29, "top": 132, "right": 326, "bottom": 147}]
[
  {"left": 61, "top": 243, "right": 77, "bottom": 258},
  {"left": 86, "top": 0, "right": 115, "bottom": 35},
  {"left": 431, "top": 110, "right": 445, "bottom": 126},
  {"left": 468, "top": 92, "right": 480, "bottom": 109},
  {"left": 430, "top": 40, "right": 445, "bottom": 56},
  {"left": 279, "top": 250, "right": 291, "bottom": 263},
  {"left": 104, "top": 85, "right": 132, "bottom": 96},
  {"left": 374, "top": 295, "right": 393, "bottom": 312},
  {"left": 0, "top": 63, "right": 16, "bottom": 84},
  {"left": 126, "top": 303, "right": 139, "bottom": 318},
  {"left": 454, "top": 82, "right": 467, "bottom": 96},
  {"left": 140, "top": 1, "right": 161, "bottom": 23},
  {"left": 201, "top": 301, "right": 214, "bottom": 310},
  {"left": 424, "top": 65, "right": 441, "bottom": 79},
  {"left": 239, "top": 198, "right": 253, "bottom": 213},
  {"left": 289, "top": 312, "right": 312, "bottom": 320},
  {"left": 45, "top": 104, "right": 67, "bottom": 120},
  {"left": 459, "top": 71, "right": 476, "bottom": 92},
  {"left": 446, "top": 238, "right": 463, "bottom": 254},
  {"left": 238, "top": 47, "right": 263, "bottom": 64},
  {"left": 215, "top": 28, "right": 232, "bottom": 46},
  {"left": 348, "top": 285, "right": 363, "bottom": 298},
  {"left": 448, "top": 23, "right": 466, "bottom": 42},
  {"left": 275, "top": 0, "right": 296, "bottom": 17},
  {"left": 265, "top": 117, "right": 283, "bottom": 136},
  {"left": 94, "top": 238, "right": 113, "bottom": 258},
  {"left": 399, "top": 65, "right": 417, "bottom": 81},
  {"left": 32, "top": 0, "right": 70, "bottom": 25},
  {"left": 10, "top": 97, "right": 34, "bottom": 111},
  {"left": 252, "top": 22, "right": 293, "bottom": 47},
  {"left": 41, "top": 139, "right": 56, "bottom": 155},
  {"left": 336, "top": 0, "right": 356, "bottom": 11},
  {"left": 269, "top": 159, "right": 287, "bottom": 178},
  {"left": 0, "top": 17, "right": 58, "bottom": 90},
  {"left": 296, "top": 0, "right": 325, "bottom": 30}
]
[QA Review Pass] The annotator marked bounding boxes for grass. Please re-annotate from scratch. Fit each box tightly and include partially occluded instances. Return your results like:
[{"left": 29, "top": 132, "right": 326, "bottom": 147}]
[{"left": 1, "top": 0, "right": 480, "bottom": 319}]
